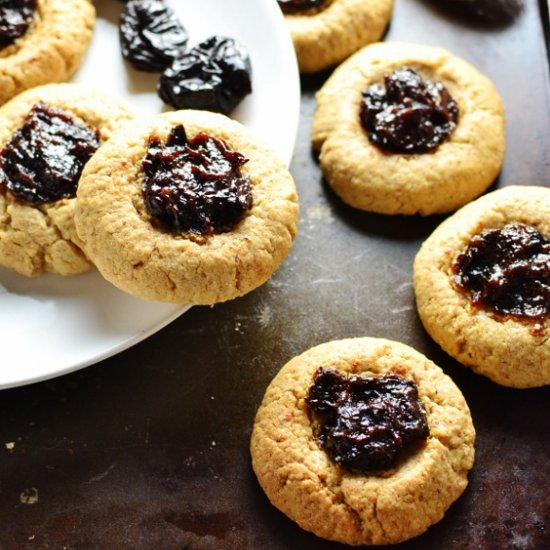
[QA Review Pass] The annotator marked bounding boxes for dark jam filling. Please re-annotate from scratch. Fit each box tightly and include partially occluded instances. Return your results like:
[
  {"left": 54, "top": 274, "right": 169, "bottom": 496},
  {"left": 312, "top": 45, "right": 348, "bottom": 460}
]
[
  {"left": 142, "top": 125, "right": 253, "bottom": 235},
  {"left": 306, "top": 368, "right": 429, "bottom": 472},
  {"left": 0, "top": 0, "right": 36, "bottom": 49},
  {"left": 119, "top": 0, "right": 188, "bottom": 72},
  {"left": 452, "top": 223, "right": 550, "bottom": 324},
  {"left": 0, "top": 102, "right": 100, "bottom": 205},
  {"left": 360, "top": 66, "right": 459, "bottom": 154},
  {"left": 277, "top": 0, "right": 328, "bottom": 15}
]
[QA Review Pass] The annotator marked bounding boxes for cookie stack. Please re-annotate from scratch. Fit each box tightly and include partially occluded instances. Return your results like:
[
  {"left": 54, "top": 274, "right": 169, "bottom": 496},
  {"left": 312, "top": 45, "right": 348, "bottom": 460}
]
[
  {"left": 0, "top": 1, "right": 299, "bottom": 306},
  {"left": 0, "top": 84, "right": 135, "bottom": 277}
]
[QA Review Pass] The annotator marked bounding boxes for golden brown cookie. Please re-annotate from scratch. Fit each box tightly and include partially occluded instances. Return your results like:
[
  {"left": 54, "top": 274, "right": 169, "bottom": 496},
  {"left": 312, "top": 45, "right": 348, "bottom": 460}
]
[
  {"left": 280, "top": 0, "right": 393, "bottom": 73},
  {"left": 0, "top": 0, "right": 95, "bottom": 106},
  {"left": 414, "top": 185, "right": 550, "bottom": 388},
  {"left": 251, "top": 337, "right": 475, "bottom": 545},
  {"left": 0, "top": 83, "right": 135, "bottom": 277},
  {"left": 74, "top": 109, "right": 299, "bottom": 305},
  {"left": 312, "top": 42, "right": 505, "bottom": 215}
]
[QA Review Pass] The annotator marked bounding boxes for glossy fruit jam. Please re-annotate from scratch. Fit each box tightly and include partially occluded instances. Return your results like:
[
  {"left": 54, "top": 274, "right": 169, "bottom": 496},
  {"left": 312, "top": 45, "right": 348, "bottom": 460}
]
[
  {"left": 0, "top": 102, "right": 100, "bottom": 205},
  {"left": 360, "top": 66, "right": 459, "bottom": 153},
  {"left": 306, "top": 368, "right": 430, "bottom": 472},
  {"left": 452, "top": 223, "right": 550, "bottom": 323},
  {"left": 142, "top": 124, "right": 253, "bottom": 235}
]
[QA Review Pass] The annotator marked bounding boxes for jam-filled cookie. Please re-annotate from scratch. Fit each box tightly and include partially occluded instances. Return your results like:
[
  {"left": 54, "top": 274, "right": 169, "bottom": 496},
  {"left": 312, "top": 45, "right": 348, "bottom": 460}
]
[
  {"left": 414, "top": 185, "right": 550, "bottom": 388},
  {"left": 312, "top": 42, "right": 505, "bottom": 215},
  {"left": 278, "top": 0, "right": 393, "bottom": 73},
  {"left": 0, "top": 84, "right": 135, "bottom": 276},
  {"left": 74, "top": 110, "right": 299, "bottom": 305},
  {"left": 0, "top": 0, "right": 95, "bottom": 106},
  {"left": 251, "top": 337, "right": 475, "bottom": 545}
]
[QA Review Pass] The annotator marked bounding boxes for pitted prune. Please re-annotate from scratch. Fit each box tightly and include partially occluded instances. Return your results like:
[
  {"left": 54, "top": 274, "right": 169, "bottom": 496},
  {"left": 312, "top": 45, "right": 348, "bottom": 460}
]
[
  {"left": 277, "top": 0, "right": 328, "bottom": 14},
  {"left": 142, "top": 124, "right": 253, "bottom": 235},
  {"left": 360, "top": 66, "right": 459, "bottom": 153},
  {"left": 0, "top": 0, "right": 36, "bottom": 48},
  {"left": 119, "top": 0, "right": 188, "bottom": 72},
  {"left": 444, "top": 0, "right": 522, "bottom": 25},
  {"left": 158, "top": 35, "right": 252, "bottom": 115},
  {"left": 0, "top": 102, "right": 100, "bottom": 205},
  {"left": 306, "top": 368, "right": 430, "bottom": 472},
  {"left": 452, "top": 223, "right": 550, "bottom": 323}
]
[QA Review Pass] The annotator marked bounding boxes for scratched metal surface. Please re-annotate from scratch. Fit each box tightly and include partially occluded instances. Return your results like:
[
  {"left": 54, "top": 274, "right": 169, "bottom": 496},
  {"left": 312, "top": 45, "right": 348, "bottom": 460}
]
[{"left": 1, "top": 0, "right": 550, "bottom": 548}]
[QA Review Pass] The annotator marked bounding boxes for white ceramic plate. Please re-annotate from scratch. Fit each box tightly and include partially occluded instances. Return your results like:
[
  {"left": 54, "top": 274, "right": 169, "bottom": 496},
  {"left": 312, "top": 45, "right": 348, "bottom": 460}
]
[{"left": 0, "top": 0, "right": 300, "bottom": 389}]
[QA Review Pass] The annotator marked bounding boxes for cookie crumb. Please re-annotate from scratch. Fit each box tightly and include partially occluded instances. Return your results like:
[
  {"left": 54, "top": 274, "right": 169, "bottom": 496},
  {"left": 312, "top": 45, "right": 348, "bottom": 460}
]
[
  {"left": 306, "top": 204, "right": 334, "bottom": 224},
  {"left": 257, "top": 304, "right": 273, "bottom": 327},
  {"left": 20, "top": 488, "right": 38, "bottom": 505}
]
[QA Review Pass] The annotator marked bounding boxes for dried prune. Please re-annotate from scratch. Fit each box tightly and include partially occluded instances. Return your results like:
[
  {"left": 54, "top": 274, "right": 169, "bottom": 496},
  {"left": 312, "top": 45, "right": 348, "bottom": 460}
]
[
  {"left": 452, "top": 223, "right": 550, "bottom": 323},
  {"left": 306, "top": 368, "right": 429, "bottom": 472},
  {"left": 0, "top": 102, "right": 100, "bottom": 205},
  {"left": 0, "top": 0, "right": 36, "bottom": 49},
  {"left": 277, "top": 0, "right": 328, "bottom": 14},
  {"left": 441, "top": 0, "right": 522, "bottom": 26},
  {"left": 360, "top": 66, "right": 459, "bottom": 153},
  {"left": 158, "top": 35, "right": 252, "bottom": 115},
  {"left": 142, "top": 124, "right": 253, "bottom": 235},
  {"left": 119, "top": 0, "right": 188, "bottom": 72}
]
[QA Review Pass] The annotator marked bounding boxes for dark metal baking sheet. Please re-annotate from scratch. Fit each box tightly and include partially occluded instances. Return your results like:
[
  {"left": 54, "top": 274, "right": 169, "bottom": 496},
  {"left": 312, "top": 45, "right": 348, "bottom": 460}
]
[{"left": 1, "top": 0, "right": 549, "bottom": 548}]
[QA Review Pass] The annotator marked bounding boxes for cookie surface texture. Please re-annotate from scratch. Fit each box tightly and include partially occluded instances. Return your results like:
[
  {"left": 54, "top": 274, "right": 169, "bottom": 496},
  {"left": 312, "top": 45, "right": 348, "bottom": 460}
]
[
  {"left": 414, "top": 185, "right": 550, "bottom": 388},
  {"left": 282, "top": 0, "right": 393, "bottom": 73},
  {"left": 75, "top": 110, "right": 299, "bottom": 305},
  {"left": 250, "top": 337, "right": 475, "bottom": 545},
  {"left": 0, "top": 0, "right": 95, "bottom": 106},
  {"left": 312, "top": 42, "right": 505, "bottom": 215},
  {"left": 0, "top": 84, "right": 135, "bottom": 277}
]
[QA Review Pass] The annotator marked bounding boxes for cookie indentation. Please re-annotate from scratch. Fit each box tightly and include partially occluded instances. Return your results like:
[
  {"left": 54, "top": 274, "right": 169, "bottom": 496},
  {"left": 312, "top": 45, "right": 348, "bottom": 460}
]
[
  {"left": 277, "top": 0, "right": 330, "bottom": 15},
  {"left": 306, "top": 367, "right": 429, "bottom": 472},
  {"left": 142, "top": 124, "right": 253, "bottom": 235},
  {"left": 360, "top": 66, "right": 459, "bottom": 153},
  {"left": 0, "top": 102, "right": 100, "bottom": 205},
  {"left": 0, "top": 0, "right": 36, "bottom": 49},
  {"left": 452, "top": 223, "right": 550, "bottom": 323}
]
